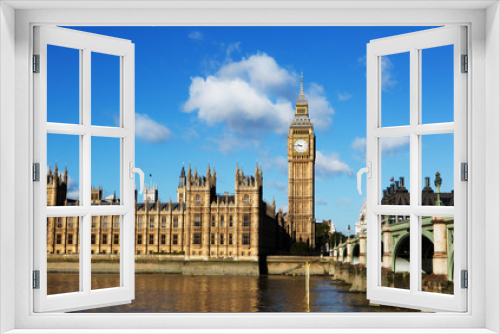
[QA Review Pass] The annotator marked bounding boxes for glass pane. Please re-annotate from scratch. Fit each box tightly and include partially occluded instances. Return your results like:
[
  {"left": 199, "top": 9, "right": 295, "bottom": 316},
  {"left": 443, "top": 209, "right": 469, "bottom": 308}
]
[
  {"left": 91, "top": 52, "right": 120, "bottom": 127},
  {"left": 421, "top": 134, "right": 454, "bottom": 206},
  {"left": 380, "top": 52, "right": 410, "bottom": 127},
  {"left": 91, "top": 215, "right": 121, "bottom": 290},
  {"left": 47, "top": 134, "right": 80, "bottom": 206},
  {"left": 421, "top": 45, "right": 454, "bottom": 124},
  {"left": 47, "top": 216, "right": 81, "bottom": 295},
  {"left": 91, "top": 137, "right": 120, "bottom": 205},
  {"left": 47, "top": 45, "right": 80, "bottom": 124},
  {"left": 421, "top": 216, "right": 454, "bottom": 295},
  {"left": 380, "top": 136, "right": 410, "bottom": 204},
  {"left": 380, "top": 215, "right": 410, "bottom": 290}
]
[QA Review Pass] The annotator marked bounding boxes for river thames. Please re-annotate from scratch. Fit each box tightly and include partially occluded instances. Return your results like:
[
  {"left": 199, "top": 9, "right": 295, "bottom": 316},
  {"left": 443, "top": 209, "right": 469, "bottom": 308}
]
[{"left": 47, "top": 274, "right": 418, "bottom": 313}]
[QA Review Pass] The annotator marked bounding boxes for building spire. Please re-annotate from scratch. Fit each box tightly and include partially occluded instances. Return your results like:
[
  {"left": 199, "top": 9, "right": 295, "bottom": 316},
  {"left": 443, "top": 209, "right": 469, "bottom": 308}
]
[{"left": 296, "top": 71, "right": 308, "bottom": 106}]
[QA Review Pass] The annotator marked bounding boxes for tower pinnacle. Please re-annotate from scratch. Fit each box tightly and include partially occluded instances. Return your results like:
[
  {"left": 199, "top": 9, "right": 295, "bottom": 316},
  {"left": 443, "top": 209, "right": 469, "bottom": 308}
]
[{"left": 296, "top": 71, "right": 308, "bottom": 106}]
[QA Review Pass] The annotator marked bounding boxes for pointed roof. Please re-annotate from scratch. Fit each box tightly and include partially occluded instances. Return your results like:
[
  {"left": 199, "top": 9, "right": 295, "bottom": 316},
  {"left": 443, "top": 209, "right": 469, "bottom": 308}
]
[{"left": 296, "top": 71, "right": 308, "bottom": 106}]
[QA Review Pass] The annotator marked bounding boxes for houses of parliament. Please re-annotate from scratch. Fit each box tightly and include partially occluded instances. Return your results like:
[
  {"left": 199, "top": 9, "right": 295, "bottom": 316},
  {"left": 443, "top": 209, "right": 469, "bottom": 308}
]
[{"left": 47, "top": 78, "right": 318, "bottom": 260}]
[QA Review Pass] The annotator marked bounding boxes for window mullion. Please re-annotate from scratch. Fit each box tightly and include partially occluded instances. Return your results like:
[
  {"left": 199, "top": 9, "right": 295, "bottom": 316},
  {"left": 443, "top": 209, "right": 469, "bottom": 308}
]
[
  {"left": 81, "top": 47, "right": 92, "bottom": 294},
  {"left": 409, "top": 47, "right": 420, "bottom": 293}
]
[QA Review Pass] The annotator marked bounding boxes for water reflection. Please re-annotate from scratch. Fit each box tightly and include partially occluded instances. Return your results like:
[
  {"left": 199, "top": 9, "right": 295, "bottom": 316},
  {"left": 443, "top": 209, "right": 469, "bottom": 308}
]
[{"left": 44, "top": 274, "right": 418, "bottom": 313}]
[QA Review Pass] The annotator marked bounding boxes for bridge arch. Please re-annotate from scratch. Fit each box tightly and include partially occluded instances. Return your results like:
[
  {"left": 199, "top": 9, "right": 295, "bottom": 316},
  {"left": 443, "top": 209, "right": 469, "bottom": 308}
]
[
  {"left": 393, "top": 234, "right": 410, "bottom": 272},
  {"left": 351, "top": 243, "right": 360, "bottom": 265},
  {"left": 421, "top": 235, "right": 434, "bottom": 275},
  {"left": 342, "top": 246, "right": 348, "bottom": 263}
]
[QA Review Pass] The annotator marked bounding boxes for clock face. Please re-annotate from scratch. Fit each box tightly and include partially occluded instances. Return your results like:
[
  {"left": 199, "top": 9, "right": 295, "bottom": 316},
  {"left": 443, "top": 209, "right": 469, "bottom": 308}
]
[{"left": 294, "top": 139, "right": 308, "bottom": 153}]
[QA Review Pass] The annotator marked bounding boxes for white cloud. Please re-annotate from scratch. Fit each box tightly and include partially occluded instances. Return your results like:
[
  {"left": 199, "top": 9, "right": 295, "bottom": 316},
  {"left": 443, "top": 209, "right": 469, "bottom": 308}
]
[
  {"left": 351, "top": 137, "right": 366, "bottom": 152},
  {"left": 188, "top": 31, "right": 203, "bottom": 40},
  {"left": 183, "top": 52, "right": 335, "bottom": 145},
  {"left": 316, "top": 151, "right": 353, "bottom": 178},
  {"left": 207, "top": 132, "right": 259, "bottom": 155},
  {"left": 316, "top": 198, "right": 328, "bottom": 206},
  {"left": 337, "top": 92, "right": 353, "bottom": 101},
  {"left": 381, "top": 56, "right": 398, "bottom": 91},
  {"left": 335, "top": 197, "right": 352, "bottom": 207},
  {"left": 66, "top": 175, "right": 79, "bottom": 200},
  {"left": 262, "top": 155, "right": 288, "bottom": 175},
  {"left": 381, "top": 136, "right": 410, "bottom": 156},
  {"left": 135, "top": 113, "right": 172, "bottom": 143},
  {"left": 265, "top": 180, "right": 287, "bottom": 192},
  {"left": 351, "top": 136, "right": 408, "bottom": 158}
]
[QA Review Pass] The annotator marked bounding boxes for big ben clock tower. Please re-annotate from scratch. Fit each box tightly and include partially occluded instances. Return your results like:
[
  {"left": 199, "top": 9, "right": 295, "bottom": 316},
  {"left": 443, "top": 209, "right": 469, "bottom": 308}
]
[{"left": 288, "top": 74, "right": 316, "bottom": 249}]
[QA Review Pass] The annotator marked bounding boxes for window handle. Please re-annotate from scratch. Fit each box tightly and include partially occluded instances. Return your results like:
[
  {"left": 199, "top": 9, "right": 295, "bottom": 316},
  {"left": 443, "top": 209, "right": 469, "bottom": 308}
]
[
  {"left": 357, "top": 162, "right": 372, "bottom": 195},
  {"left": 129, "top": 162, "right": 145, "bottom": 195}
]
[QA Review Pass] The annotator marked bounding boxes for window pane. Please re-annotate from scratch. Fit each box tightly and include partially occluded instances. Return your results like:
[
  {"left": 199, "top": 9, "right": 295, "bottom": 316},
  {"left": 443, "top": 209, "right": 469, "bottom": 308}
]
[
  {"left": 47, "top": 216, "right": 80, "bottom": 295},
  {"left": 47, "top": 45, "right": 80, "bottom": 124},
  {"left": 380, "top": 52, "right": 410, "bottom": 127},
  {"left": 380, "top": 136, "right": 410, "bottom": 204},
  {"left": 380, "top": 215, "right": 410, "bottom": 290},
  {"left": 421, "top": 134, "right": 454, "bottom": 206},
  {"left": 421, "top": 216, "right": 454, "bottom": 295},
  {"left": 47, "top": 134, "right": 80, "bottom": 206},
  {"left": 91, "top": 52, "right": 120, "bottom": 127},
  {"left": 91, "top": 137, "right": 120, "bottom": 205},
  {"left": 421, "top": 45, "right": 454, "bottom": 124},
  {"left": 91, "top": 215, "right": 120, "bottom": 290}
]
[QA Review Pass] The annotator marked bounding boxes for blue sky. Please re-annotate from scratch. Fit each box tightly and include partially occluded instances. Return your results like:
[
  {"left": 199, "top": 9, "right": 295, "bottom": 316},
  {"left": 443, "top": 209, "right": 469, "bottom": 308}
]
[{"left": 47, "top": 26, "right": 454, "bottom": 233}]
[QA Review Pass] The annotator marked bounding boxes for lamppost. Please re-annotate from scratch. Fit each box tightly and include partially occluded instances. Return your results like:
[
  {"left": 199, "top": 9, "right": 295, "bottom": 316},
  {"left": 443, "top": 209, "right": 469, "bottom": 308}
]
[{"left": 434, "top": 171, "right": 442, "bottom": 206}]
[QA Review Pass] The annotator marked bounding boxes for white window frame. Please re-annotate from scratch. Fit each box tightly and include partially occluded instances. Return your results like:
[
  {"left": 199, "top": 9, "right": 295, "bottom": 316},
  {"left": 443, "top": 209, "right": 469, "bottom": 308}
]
[
  {"left": 366, "top": 26, "right": 467, "bottom": 312},
  {"left": 0, "top": 1, "right": 499, "bottom": 333},
  {"left": 32, "top": 25, "right": 136, "bottom": 313}
]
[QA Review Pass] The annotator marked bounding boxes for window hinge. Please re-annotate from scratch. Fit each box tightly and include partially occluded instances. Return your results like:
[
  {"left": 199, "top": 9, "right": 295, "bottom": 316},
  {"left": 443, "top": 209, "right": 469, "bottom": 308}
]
[
  {"left": 461, "top": 270, "right": 468, "bottom": 289},
  {"left": 33, "top": 54, "right": 40, "bottom": 73},
  {"left": 33, "top": 163, "right": 40, "bottom": 182},
  {"left": 461, "top": 162, "right": 468, "bottom": 181},
  {"left": 33, "top": 270, "right": 40, "bottom": 289},
  {"left": 461, "top": 54, "right": 468, "bottom": 73}
]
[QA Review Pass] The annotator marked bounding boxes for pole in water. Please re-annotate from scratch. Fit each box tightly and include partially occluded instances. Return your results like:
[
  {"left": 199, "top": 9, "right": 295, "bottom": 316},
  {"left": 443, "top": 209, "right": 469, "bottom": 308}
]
[{"left": 305, "top": 261, "right": 310, "bottom": 312}]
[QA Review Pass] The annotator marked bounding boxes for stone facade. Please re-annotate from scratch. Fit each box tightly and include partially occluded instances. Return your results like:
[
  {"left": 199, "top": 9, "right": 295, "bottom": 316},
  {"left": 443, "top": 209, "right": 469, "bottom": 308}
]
[{"left": 46, "top": 164, "right": 291, "bottom": 260}]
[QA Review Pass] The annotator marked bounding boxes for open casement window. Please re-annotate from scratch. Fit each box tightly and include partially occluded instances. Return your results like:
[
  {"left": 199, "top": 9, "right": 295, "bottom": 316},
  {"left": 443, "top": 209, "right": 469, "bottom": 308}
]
[
  {"left": 33, "top": 26, "right": 139, "bottom": 312},
  {"left": 365, "top": 26, "right": 467, "bottom": 312}
]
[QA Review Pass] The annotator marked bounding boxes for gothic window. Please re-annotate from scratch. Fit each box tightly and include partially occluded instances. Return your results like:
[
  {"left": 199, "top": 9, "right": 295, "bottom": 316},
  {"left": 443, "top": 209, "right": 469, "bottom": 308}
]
[
  {"left": 102, "top": 234, "right": 108, "bottom": 244},
  {"left": 149, "top": 217, "right": 154, "bottom": 228},
  {"left": 137, "top": 234, "right": 143, "bottom": 245},
  {"left": 161, "top": 217, "right": 167, "bottom": 228},
  {"left": 229, "top": 216, "right": 233, "bottom": 227},
  {"left": 68, "top": 234, "right": 73, "bottom": 245},
  {"left": 194, "top": 215, "right": 201, "bottom": 227},
  {"left": 243, "top": 233, "right": 250, "bottom": 245},
  {"left": 57, "top": 217, "right": 62, "bottom": 228},
  {"left": 114, "top": 217, "right": 119, "bottom": 229},
  {"left": 161, "top": 234, "right": 166, "bottom": 245},
  {"left": 173, "top": 217, "right": 178, "bottom": 228},
  {"left": 114, "top": 234, "right": 119, "bottom": 245},
  {"left": 149, "top": 234, "right": 154, "bottom": 245},
  {"left": 172, "top": 234, "right": 178, "bottom": 245},
  {"left": 103, "top": 217, "right": 108, "bottom": 229},
  {"left": 220, "top": 234, "right": 224, "bottom": 244},
  {"left": 138, "top": 217, "right": 143, "bottom": 228},
  {"left": 229, "top": 234, "right": 233, "bottom": 245},
  {"left": 244, "top": 194, "right": 250, "bottom": 204},
  {"left": 243, "top": 215, "right": 251, "bottom": 227},
  {"left": 91, "top": 234, "right": 96, "bottom": 245},
  {"left": 68, "top": 217, "right": 74, "bottom": 228},
  {"left": 193, "top": 233, "right": 201, "bottom": 245},
  {"left": 220, "top": 216, "right": 224, "bottom": 227},
  {"left": 211, "top": 234, "right": 215, "bottom": 245},
  {"left": 195, "top": 195, "right": 201, "bottom": 204},
  {"left": 211, "top": 215, "right": 215, "bottom": 227},
  {"left": 56, "top": 234, "right": 62, "bottom": 244},
  {"left": 92, "top": 217, "right": 97, "bottom": 228}
]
